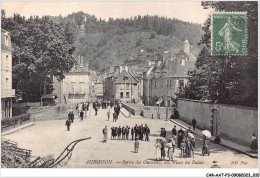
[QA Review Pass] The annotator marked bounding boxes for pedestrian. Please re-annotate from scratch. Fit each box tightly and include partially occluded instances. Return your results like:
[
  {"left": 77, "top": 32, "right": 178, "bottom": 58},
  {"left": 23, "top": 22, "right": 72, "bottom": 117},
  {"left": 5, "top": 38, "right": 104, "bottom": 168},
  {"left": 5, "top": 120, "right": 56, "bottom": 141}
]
[
  {"left": 80, "top": 110, "right": 84, "bottom": 121},
  {"left": 187, "top": 127, "right": 192, "bottom": 135},
  {"left": 122, "top": 126, "right": 126, "bottom": 140},
  {"left": 117, "top": 126, "right": 122, "bottom": 140},
  {"left": 172, "top": 125, "right": 177, "bottom": 137},
  {"left": 160, "top": 128, "right": 164, "bottom": 137},
  {"left": 64, "top": 95, "right": 67, "bottom": 104},
  {"left": 160, "top": 141, "right": 166, "bottom": 160},
  {"left": 177, "top": 128, "right": 185, "bottom": 148},
  {"left": 126, "top": 126, "right": 130, "bottom": 140},
  {"left": 102, "top": 126, "right": 108, "bottom": 143},
  {"left": 180, "top": 138, "right": 186, "bottom": 158},
  {"left": 70, "top": 111, "right": 74, "bottom": 123},
  {"left": 111, "top": 127, "right": 114, "bottom": 140},
  {"left": 134, "top": 124, "right": 138, "bottom": 139},
  {"left": 192, "top": 117, "right": 196, "bottom": 131},
  {"left": 68, "top": 111, "right": 72, "bottom": 122},
  {"left": 113, "top": 112, "right": 117, "bottom": 122},
  {"left": 65, "top": 118, "right": 71, "bottom": 131},
  {"left": 145, "top": 125, "right": 150, "bottom": 142},
  {"left": 140, "top": 124, "right": 144, "bottom": 140},
  {"left": 250, "top": 133, "right": 257, "bottom": 153},
  {"left": 185, "top": 137, "right": 192, "bottom": 158},
  {"left": 202, "top": 135, "right": 210, "bottom": 156},
  {"left": 134, "top": 138, "right": 139, "bottom": 153},
  {"left": 114, "top": 127, "right": 118, "bottom": 140},
  {"left": 167, "top": 139, "right": 175, "bottom": 161},
  {"left": 154, "top": 139, "right": 161, "bottom": 160},
  {"left": 94, "top": 107, "right": 98, "bottom": 116},
  {"left": 107, "top": 110, "right": 110, "bottom": 121},
  {"left": 163, "top": 128, "right": 166, "bottom": 138},
  {"left": 131, "top": 127, "right": 134, "bottom": 141}
]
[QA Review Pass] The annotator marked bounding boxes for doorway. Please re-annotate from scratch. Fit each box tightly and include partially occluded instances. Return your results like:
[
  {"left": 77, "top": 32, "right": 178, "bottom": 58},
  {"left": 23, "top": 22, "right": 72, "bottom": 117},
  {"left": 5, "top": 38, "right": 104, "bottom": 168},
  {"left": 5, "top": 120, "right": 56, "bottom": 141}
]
[{"left": 212, "top": 109, "right": 220, "bottom": 136}]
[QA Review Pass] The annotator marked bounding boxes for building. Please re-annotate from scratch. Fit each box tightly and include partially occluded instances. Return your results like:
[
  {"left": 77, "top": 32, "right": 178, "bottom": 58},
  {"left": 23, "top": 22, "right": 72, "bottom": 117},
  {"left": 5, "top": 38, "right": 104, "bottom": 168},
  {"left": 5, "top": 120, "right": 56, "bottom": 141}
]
[
  {"left": 89, "top": 71, "right": 104, "bottom": 100},
  {"left": 1, "top": 29, "right": 15, "bottom": 119},
  {"left": 104, "top": 66, "right": 139, "bottom": 104},
  {"left": 143, "top": 39, "right": 196, "bottom": 106},
  {"left": 52, "top": 55, "right": 90, "bottom": 105}
]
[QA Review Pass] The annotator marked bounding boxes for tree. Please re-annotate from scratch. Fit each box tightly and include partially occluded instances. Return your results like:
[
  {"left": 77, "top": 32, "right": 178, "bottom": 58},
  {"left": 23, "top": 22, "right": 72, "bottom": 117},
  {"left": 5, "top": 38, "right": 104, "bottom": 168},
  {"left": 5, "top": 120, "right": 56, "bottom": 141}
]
[
  {"left": 179, "top": 1, "right": 258, "bottom": 107},
  {"left": 2, "top": 13, "right": 76, "bottom": 102}
]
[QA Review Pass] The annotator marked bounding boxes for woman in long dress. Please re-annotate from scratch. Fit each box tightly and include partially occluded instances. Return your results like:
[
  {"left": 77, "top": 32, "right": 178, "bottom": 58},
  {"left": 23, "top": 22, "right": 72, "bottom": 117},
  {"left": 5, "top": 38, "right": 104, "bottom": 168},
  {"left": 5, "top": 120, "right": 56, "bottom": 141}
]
[
  {"left": 250, "top": 133, "right": 257, "bottom": 153},
  {"left": 161, "top": 141, "right": 166, "bottom": 160},
  {"left": 103, "top": 126, "right": 108, "bottom": 143},
  {"left": 167, "top": 140, "right": 175, "bottom": 161},
  {"left": 154, "top": 140, "right": 161, "bottom": 160}
]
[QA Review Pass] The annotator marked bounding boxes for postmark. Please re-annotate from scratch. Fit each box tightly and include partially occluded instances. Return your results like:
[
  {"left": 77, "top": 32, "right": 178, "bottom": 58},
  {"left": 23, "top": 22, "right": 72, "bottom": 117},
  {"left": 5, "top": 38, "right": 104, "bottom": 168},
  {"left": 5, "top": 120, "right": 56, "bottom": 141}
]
[{"left": 211, "top": 12, "right": 247, "bottom": 55}]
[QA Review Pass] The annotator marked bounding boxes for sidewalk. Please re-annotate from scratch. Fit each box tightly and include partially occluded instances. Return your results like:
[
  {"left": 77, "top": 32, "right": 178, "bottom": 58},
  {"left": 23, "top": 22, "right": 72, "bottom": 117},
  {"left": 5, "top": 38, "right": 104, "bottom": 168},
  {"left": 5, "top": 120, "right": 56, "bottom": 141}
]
[
  {"left": 170, "top": 119, "right": 258, "bottom": 159},
  {"left": 2, "top": 122, "right": 35, "bottom": 136}
]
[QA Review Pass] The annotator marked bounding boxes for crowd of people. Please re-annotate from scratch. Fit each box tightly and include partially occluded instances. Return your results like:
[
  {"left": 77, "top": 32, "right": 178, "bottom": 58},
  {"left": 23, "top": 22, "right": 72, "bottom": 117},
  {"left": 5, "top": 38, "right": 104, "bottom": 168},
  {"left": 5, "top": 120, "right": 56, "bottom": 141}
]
[{"left": 109, "top": 124, "right": 150, "bottom": 142}]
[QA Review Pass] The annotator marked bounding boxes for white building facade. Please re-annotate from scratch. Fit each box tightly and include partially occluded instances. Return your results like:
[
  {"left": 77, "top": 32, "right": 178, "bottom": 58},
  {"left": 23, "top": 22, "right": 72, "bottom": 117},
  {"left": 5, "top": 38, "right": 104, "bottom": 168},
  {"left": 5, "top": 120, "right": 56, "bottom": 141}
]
[{"left": 1, "top": 29, "right": 15, "bottom": 119}]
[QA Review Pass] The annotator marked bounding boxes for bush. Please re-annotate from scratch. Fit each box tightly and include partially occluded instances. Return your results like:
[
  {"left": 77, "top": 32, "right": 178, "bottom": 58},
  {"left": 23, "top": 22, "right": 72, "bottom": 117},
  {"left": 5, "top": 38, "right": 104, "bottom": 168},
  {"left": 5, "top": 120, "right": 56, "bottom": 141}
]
[{"left": 1, "top": 113, "right": 31, "bottom": 128}]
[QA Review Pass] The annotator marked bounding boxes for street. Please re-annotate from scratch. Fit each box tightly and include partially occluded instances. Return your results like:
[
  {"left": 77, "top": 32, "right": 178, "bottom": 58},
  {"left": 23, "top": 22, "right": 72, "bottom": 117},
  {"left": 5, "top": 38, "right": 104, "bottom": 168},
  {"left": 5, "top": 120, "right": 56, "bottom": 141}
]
[{"left": 2, "top": 107, "right": 257, "bottom": 168}]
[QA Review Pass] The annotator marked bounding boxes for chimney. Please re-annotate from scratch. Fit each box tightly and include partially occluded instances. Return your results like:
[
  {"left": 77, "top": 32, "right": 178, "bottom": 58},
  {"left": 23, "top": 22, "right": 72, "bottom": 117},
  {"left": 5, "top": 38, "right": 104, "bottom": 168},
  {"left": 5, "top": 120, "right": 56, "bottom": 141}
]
[
  {"left": 125, "top": 66, "right": 129, "bottom": 72},
  {"left": 157, "top": 61, "right": 161, "bottom": 67},
  {"left": 181, "top": 60, "right": 185, "bottom": 66},
  {"left": 119, "top": 66, "right": 124, "bottom": 73},
  {"left": 115, "top": 66, "right": 120, "bottom": 74}
]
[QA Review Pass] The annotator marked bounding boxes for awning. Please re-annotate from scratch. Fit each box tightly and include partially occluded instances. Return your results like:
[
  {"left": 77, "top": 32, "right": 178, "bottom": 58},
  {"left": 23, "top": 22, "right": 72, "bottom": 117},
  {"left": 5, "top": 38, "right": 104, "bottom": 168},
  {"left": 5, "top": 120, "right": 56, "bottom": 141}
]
[
  {"left": 41, "top": 94, "right": 58, "bottom": 99},
  {"left": 155, "top": 99, "right": 163, "bottom": 105}
]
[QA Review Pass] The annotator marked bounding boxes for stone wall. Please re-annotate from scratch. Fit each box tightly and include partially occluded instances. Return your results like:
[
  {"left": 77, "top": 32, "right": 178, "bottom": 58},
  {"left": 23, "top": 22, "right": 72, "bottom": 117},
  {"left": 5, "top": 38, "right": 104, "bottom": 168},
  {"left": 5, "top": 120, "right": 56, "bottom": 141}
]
[{"left": 177, "top": 99, "right": 258, "bottom": 146}]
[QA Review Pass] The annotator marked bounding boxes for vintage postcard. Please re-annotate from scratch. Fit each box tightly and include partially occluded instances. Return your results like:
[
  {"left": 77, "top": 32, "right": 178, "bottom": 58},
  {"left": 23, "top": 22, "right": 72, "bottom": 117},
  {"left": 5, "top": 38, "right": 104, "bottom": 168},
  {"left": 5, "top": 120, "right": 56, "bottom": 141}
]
[{"left": 1, "top": 1, "right": 258, "bottom": 177}]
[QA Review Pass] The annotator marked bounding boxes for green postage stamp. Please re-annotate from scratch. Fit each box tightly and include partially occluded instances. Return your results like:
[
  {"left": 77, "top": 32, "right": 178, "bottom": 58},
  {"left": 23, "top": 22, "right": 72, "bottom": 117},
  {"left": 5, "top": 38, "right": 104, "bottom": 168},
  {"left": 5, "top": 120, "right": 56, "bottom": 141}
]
[{"left": 211, "top": 12, "right": 247, "bottom": 55}]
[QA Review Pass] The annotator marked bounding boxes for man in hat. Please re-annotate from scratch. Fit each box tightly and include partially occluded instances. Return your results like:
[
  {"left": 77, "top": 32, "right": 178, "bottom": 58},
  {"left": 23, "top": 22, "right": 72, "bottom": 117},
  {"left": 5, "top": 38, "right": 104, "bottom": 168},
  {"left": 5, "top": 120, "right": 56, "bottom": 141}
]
[
  {"left": 145, "top": 124, "right": 150, "bottom": 142},
  {"left": 117, "top": 126, "right": 122, "bottom": 140},
  {"left": 65, "top": 118, "right": 71, "bottom": 131},
  {"left": 113, "top": 112, "right": 117, "bottom": 122},
  {"left": 192, "top": 117, "right": 197, "bottom": 131},
  {"left": 187, "top": 127, "right": 192, "bottom": 135},
  {"left": 140, "top": 124, "right": 144, "bottom": 140},
  {"left": 126, "top": 126, "right": 130, "bottom": 140},
  {"left": 80, "top": 110, "right": 84, "bottom": 121},
  {"left": 131, "top": 127, "right": 134, "bottom": 141},
  {"left": 122, "top": 126, "right": 126, "bottom": 140},
  {"left": 134, "top": 124, "right": 138, "bottom": 139},
  {"left": 172, "top": 125, "right": 177, "bottom": 137},
  {"left": 178, "top": 128, "right": 185, "bottom": 148}
]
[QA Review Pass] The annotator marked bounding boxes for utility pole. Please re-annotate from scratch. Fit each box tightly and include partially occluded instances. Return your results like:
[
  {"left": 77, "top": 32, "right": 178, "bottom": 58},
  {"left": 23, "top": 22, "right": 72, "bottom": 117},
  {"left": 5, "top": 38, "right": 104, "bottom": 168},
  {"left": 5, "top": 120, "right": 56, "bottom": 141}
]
[
  {"left": 166, "top": 58, "right": 170, "bottom": 121},
  {"left": 130, "top": 77, "right": 132, "bottom": 103}
]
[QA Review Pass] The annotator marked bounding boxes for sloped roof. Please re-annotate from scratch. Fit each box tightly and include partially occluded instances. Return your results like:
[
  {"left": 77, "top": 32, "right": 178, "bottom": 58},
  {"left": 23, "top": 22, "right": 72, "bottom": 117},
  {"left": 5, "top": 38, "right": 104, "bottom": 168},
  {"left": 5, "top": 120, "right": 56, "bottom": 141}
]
[
  {"left": 150, "top": 60, "right": 195, "bottom": 79},
  {"left": 70, "top": 65, "right": 89, "bottom": 73},
  {"left": 114, "top": 70, "right": 138, "bottom": 84}
]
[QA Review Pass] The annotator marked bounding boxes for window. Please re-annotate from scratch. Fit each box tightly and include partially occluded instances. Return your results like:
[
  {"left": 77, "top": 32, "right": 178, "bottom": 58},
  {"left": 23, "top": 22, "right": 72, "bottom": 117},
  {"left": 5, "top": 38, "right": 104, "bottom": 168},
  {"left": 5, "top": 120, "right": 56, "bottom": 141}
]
[
  {"left": 154, "top": 80, "right": 157, "bottom": 87},
  {"left": 123, "top": 77, "right": 128, "bottom": 81},
  {"left": 120, "top": 92, "right": 124, "bottom": 98},
  {"left": 71, "top": 82, "right": 76, "bottom": 93},
  {"left": 126, "top": 92, "right": 130, "bottom": 98},
  {"left": 167, "top": 79, "right": 171, "bottom": 87},
  {"left": 126, "top": 83, "right": 129, "bottom": 89},
  {"left": 188, "top": 71, "right": 194, "bottom": 75},
  {"left": 5, "top": 35, "right": 8, "bottom": 46},
  {"left": 6, "top": 55, "right": 8, "bottom": 61},
  {"left": 5, "top": 78, "right": 8, "bottom": 88}
]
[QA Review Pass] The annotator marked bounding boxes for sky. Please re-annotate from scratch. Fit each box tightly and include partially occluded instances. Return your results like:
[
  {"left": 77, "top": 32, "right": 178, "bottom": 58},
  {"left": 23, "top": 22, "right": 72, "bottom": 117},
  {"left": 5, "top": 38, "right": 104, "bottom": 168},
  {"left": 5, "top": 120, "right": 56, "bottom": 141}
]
[{"left": 2, "top": 1, "right": 213, "bottom": 24}]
